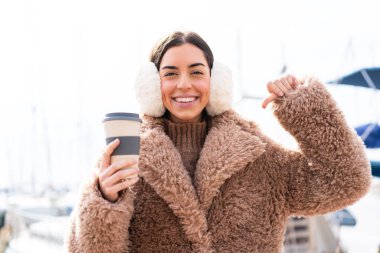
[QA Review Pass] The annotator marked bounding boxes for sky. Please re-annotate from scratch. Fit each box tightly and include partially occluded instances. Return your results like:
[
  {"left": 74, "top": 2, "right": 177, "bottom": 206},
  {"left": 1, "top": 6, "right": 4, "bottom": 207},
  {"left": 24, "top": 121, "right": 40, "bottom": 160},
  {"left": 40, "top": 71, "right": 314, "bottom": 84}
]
[{"left": 0, "top": 0, "right": 380, "bottom": 190}]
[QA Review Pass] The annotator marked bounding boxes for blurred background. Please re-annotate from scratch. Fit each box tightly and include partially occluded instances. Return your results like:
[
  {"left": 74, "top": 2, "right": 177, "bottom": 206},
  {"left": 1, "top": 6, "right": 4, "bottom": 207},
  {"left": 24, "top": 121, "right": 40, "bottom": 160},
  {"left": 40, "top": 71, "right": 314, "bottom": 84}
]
[{"left": 0, "top": 0, "right": 379, "bottom": 252}]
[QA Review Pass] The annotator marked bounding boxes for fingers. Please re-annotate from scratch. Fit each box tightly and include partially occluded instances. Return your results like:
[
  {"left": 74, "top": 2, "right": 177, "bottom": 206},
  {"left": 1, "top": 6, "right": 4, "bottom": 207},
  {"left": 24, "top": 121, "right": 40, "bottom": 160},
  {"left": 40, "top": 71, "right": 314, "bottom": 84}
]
[
  {"left": 101, "top": 167, "right": 140, "bottom": 188},
  {"left": 274, "top": 80, "right": 289, "bottom": 94},
  {"left": 100, "top": 176, "right": 139, "bottom": 203},
  {"left": 268, "top": 75, "right": 299, "bottom": 94},
  {"left": 285, "top": 75, "right": 294, "bottom": 89},
  {"left": 274, "top": 75, "right": 294, "bottom": 94},
  {"left": 279, "top": 78, "right": 292, "bottom": 90},
  {"left": 293, "top": 76, "right": 301, "bottom": 88},
  {"left": 262, "top": 93, "right": 277, "bottom": 109},
  {"left": 99, "top": 158, "right": 138, "bottom": 182},
  {"left": 98, "top": 158, "right": 140, "bottom": 203},
  {"left": 267, "top": 81, "right": 284, "bottom": 97},
  {"left": 100, "top": 139, "right": 120, "bottom": 172},
  {"left": 263, "top": 75, "right": 301, "bottom": 109},
  {"left": 108, "top": 177, "right": 140, "bottom": 195}
]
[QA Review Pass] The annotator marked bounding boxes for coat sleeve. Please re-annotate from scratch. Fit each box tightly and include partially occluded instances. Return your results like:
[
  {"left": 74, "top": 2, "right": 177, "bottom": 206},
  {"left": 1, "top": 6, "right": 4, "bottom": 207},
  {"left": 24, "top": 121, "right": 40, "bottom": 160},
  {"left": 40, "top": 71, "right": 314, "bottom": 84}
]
[
  {"left": 271, "top": 78, "right": 372, "bottom": 216},
  {"left": 64, "top": 173, "right": 136, "bottom": 253}
]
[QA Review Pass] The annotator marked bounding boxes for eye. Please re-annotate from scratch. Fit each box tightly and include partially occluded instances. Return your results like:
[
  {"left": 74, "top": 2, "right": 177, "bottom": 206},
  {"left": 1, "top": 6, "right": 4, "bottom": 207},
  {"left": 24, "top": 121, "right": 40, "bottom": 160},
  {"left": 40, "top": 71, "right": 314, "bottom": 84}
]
[
  {"left": 164, "top": 72, "right": 176, "bottom": 77},
  {"left": 192, "top": 70, "right": 203, "bottom": 75}
]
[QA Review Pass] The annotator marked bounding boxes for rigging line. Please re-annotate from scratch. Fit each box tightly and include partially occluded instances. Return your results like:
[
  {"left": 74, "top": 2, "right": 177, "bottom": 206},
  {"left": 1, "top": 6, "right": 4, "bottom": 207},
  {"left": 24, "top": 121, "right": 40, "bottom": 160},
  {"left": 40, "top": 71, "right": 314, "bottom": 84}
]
[
  {"left": 360, "top": 122, "right": 377, "bottom": 142},
  {"left": 360, "top": 69, "right": 377, "bottom": 90}
]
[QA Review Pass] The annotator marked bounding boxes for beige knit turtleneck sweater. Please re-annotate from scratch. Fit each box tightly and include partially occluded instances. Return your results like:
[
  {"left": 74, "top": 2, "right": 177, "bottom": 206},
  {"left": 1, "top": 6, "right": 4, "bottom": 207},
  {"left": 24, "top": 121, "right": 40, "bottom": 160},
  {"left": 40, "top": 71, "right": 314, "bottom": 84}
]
[{"left": 164, "top": 118, "right": 208, "bottom": 181}]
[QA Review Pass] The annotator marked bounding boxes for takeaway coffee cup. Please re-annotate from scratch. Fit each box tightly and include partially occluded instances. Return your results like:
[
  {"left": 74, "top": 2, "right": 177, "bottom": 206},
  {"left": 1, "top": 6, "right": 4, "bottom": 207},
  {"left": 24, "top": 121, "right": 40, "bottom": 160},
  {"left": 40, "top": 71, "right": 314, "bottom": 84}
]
[{"left": 102, "top": 112, "right": 142, "bottom": 168}]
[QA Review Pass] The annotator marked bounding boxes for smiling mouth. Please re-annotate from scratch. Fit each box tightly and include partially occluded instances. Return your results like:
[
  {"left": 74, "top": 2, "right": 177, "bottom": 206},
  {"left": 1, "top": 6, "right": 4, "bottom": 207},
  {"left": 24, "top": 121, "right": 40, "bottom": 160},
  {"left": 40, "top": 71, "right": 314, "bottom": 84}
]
[{"left": 172, "top": 96, "right": 199, "bottom": 103}]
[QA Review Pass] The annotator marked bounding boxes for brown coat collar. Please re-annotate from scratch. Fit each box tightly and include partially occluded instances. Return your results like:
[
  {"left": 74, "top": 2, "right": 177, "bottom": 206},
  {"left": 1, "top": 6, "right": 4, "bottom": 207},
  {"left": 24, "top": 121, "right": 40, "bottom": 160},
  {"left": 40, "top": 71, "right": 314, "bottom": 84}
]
[{"left": 138, "top": 110, "right": 266, "bottom": 251}]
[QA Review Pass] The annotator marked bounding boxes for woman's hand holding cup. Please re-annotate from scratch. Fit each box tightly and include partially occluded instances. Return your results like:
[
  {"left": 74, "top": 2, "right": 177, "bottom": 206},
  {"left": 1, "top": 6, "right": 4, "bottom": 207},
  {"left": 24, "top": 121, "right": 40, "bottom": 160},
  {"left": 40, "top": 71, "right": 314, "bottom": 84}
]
[
  {"left": 98, "top": 139, "right": 140, "bottom": 203},
  {"left": 100, "top": 112, "right": 142, "bottom": 202}
]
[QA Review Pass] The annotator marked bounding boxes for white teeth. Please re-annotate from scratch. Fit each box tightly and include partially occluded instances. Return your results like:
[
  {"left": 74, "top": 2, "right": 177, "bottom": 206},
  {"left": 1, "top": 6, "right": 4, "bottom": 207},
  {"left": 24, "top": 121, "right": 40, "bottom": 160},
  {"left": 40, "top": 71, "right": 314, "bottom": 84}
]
[{"left": 174, "top": 97, "right": 197, "bottom": 103}]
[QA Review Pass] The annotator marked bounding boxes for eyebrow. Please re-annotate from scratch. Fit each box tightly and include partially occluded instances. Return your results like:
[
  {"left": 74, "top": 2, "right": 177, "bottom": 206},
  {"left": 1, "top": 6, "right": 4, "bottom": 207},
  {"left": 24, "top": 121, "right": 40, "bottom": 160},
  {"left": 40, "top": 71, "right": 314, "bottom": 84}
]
[
  {"left": 189, "top": 63, "right": 206, "bottom": 68},
  {"left": 161, "top": 62, "right": 206, "bottom": 70}
]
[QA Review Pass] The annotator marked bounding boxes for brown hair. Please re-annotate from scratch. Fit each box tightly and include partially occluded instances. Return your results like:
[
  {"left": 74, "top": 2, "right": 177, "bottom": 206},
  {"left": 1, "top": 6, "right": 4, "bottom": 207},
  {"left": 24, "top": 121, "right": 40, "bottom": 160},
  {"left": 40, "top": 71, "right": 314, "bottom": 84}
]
[{"left": 150, "top": 31, "right": 214, "bottom": 72}]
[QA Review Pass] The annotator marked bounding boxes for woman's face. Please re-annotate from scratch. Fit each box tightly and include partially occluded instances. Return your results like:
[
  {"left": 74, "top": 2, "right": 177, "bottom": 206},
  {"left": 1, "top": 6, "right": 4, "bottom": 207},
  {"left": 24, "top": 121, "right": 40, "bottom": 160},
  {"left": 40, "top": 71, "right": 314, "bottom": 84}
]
[{"left": 159, "top": 43, "right": 210, "bottom": 123}]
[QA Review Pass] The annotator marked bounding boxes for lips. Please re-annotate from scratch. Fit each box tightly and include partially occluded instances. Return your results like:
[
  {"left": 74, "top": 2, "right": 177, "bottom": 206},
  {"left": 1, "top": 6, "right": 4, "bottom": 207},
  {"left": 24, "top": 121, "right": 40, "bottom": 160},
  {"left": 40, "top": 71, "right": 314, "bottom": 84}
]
[
  {"left": 170, "top": 96, "right": 199, "bottom": 109},
  {"left": 172, "top": 96, "right": 199, "bottom": 103}
]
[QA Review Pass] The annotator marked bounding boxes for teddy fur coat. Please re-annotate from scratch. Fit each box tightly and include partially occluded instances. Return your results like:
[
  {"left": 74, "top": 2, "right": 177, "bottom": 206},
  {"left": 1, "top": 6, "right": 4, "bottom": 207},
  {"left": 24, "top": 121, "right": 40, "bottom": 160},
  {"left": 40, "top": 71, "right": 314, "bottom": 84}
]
[{"left": 66, "top": 79, "right": 372, "bottom": 253}]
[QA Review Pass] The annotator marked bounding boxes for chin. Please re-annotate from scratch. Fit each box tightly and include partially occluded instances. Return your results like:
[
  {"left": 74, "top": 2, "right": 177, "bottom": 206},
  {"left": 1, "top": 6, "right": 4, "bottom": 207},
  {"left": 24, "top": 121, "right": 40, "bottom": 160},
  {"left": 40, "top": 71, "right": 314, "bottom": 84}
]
[{"left": 171, "top": 111, "right": 203, "bottom": 123}]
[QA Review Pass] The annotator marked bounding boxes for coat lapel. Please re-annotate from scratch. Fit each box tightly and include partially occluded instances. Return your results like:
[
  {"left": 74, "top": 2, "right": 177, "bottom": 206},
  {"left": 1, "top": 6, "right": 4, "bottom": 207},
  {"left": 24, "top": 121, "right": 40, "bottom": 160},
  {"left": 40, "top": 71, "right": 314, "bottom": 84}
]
[
  {"left": 194, "top": 111, "right": 267, "bottom": 213},
  {"left": 138, "top": 116, "right": 213, "bottom": 252}
]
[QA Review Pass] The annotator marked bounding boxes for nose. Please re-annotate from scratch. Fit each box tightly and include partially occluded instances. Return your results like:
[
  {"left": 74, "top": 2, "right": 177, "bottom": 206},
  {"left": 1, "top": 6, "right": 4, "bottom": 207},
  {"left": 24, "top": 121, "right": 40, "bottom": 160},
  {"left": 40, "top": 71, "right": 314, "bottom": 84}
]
[{"left": 177, "top": 74, "right": 192, "bottom": 89}]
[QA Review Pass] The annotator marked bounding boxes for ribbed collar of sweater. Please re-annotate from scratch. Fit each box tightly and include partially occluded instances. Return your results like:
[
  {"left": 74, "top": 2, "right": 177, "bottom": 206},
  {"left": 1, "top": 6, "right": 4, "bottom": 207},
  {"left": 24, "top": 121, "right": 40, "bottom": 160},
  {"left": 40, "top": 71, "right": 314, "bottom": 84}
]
[{"left": 163, "top": 118, "right": 208, "bottom": 152}]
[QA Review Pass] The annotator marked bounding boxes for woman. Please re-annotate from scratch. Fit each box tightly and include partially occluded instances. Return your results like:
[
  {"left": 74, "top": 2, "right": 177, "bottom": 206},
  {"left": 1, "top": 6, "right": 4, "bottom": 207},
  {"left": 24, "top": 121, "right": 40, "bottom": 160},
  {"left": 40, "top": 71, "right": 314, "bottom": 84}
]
[{"left": 66, "top": 31, "right": 372, "bottom": 253}]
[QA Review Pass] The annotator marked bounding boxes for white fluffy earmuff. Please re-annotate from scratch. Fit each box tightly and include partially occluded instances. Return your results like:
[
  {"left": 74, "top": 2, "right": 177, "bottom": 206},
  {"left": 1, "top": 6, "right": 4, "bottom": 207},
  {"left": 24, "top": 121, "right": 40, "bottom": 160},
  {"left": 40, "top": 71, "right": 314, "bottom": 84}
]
[{"left": 134, "top": 61, "right": 233, "bottom": 117}]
